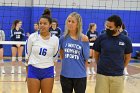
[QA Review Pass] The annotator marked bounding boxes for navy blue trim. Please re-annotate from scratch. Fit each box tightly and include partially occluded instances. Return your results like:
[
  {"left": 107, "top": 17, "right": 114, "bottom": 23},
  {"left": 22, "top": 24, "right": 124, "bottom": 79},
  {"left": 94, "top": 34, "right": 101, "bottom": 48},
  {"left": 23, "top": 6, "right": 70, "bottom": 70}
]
[
  {"left": 53, "top": 49, "right": 59, "bottom": 57},
  {"left": 25, "top": 40, "right": 28, "bottom": 54}
]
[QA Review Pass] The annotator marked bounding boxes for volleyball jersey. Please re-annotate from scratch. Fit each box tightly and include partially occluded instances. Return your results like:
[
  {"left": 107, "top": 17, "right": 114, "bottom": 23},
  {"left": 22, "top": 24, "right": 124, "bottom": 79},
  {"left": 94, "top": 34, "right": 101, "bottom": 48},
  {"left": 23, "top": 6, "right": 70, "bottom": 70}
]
[
  {"left": 49, "top": 27, "right": 61, "bottom": 38},
  {"left": 0, "top": 30, "right": 5, "bottom": 41},
  {"left": 10, "top": 28, "right": 25, "bottom": 41},
  {"left": 26, "top": 31, "right": 59, "bottom": 68},
  {"left": 86, "top": 31, "right": 98, "bottom": 43}
]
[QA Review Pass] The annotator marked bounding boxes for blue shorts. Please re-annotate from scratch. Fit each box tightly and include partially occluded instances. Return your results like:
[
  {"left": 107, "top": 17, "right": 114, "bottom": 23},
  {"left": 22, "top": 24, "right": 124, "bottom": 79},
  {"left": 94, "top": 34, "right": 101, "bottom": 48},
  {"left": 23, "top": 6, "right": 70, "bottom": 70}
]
[{"left": 28, "top": 65, "right": 54, "bottom": 80}]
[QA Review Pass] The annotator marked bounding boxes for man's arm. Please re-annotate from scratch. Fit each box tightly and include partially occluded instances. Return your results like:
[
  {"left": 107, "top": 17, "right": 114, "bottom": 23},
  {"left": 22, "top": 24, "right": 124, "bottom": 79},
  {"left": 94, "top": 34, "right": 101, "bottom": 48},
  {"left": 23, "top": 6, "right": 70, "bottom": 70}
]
[{"left": 124, "top": 53, "right": 131, "bottom": 67}]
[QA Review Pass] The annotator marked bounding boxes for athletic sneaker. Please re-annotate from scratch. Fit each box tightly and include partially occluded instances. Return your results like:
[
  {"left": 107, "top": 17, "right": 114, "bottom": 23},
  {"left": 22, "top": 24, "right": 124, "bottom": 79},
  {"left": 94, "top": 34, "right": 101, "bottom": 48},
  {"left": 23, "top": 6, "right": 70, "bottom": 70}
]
[
  {"left": 124, "top": 68, "right": 129, "bottom": 75},
  {"left": 91, "top": 69, "right": 96, "bottom": 75},
  {"left": 11, "top": 70, "right": 15, "bottom": 74},
  {"left": 54, "top": 70, "right": 56, "bottom": 76},
  {"left": 18, "top": 67, "right": 21, "bottom": 74},
  {"left": 87, "top": 68, "right": 92, "bottom": 75},
  {"left": 1, "top": 70, "right": 5, "bottom": 74}
]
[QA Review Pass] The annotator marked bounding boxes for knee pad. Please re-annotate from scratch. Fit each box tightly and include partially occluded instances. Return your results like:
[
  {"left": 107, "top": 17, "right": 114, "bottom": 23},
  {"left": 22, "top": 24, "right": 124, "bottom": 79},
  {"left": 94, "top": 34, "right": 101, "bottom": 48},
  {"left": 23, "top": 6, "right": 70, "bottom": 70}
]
[
  {"left": 12, "top": 57, "right": 16, "bottom": 61},
  {"left": 18, "top": 57, "right": 22, "bottom": 61}
]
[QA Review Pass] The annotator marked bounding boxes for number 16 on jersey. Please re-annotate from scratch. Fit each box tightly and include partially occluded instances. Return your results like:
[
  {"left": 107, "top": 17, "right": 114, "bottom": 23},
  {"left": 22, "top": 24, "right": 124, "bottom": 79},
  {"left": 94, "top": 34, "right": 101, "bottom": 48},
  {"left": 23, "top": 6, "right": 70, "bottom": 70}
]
[{"left": 39, "top": 48, "right": 47, "bottom": 56}]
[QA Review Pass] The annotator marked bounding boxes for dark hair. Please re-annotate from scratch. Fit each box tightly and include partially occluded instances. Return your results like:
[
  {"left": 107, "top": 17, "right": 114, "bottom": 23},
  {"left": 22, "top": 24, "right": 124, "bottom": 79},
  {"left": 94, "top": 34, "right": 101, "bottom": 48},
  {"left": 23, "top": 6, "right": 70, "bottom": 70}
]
[
  {"left": 52, "top": 18, "right": 58, "bottom": 27},
  {"left": 11, "top": 20, "right": 22, "bottom": 30},
  {"left": 122, "top": 23, "right": 125, "bottom": 29},
  {"left": 40, "top": 8, "right": 52, "bottom": 24},
  {"left": 40, "top": 15, "right": 52, "bottom": 24},
  {"left": 107, "top": 15, "right": 122, "bottom": 28},
  {"left": 42, "top": 8, "right": 51, "bottom": 17}
]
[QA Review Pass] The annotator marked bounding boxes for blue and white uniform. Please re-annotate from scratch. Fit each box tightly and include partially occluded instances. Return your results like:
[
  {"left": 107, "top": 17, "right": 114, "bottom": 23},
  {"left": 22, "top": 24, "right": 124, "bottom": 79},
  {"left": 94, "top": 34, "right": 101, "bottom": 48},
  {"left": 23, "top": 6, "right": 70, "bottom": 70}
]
[
  {"left": 0, "top": 30, "right": 5, "bottom": 48},
  {"left": 11, "top": 28, "right": 25, "bottom": 41},
  {"left": 26, "top": 31, "right": 59, "bottom": 79},
  {"left": 59, "top": 35, "right": 90, "bottom": 78},
  {"left": 49, "top": 27, "right": 61, "bottom": 38},
  {"left": 86, "top": 31, "right": 98, "bottom": 49},
  {"left": 10, "top": 28, "right": 25, "bottom": 47}
]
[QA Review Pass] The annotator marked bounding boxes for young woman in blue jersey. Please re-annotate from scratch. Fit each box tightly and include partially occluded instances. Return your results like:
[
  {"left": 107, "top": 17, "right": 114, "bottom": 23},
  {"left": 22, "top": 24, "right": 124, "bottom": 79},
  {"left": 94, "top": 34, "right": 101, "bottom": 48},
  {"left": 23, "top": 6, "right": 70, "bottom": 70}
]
[
  {"left": 11, "top": 20, "right": 25, "bottom": 74},
  {"left": 49, "top": 18, "right": 61, "bottom": 38},
  {"left": 59, "top": 12, "right": 90, "bottom": 93},
  {"left": 0, "top": 30, "right": 5, "bottom": 74},
  {"left": 26, "top": 14, "right": 59, "bottom": 93},
  {"left": 49, "top": 18, "right": 61, "bottom": 76},
  {"left": 86, "top": 23, "right": 98, "bottom": 75},
  {"left": 93, "top": 15, "right": 132, "bottom": 93}
]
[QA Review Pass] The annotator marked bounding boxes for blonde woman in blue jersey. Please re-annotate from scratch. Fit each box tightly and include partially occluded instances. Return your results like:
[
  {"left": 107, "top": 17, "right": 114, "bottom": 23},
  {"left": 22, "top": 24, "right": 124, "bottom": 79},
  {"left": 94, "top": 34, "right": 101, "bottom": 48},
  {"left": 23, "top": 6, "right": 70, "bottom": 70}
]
[
  {"left": 59, "top": 12, "right": 90, "bottom": 93},
  {"left": 25, "top": 14, "right": 59, "bottom": 93}
]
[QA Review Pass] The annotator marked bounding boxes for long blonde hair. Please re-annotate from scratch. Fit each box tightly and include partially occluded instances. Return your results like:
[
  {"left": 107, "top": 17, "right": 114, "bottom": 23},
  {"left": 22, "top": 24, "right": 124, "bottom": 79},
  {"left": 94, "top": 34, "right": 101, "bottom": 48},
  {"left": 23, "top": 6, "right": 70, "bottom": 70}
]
[{"left": 64, "top": 12, "right": 82, "bottom": 38}]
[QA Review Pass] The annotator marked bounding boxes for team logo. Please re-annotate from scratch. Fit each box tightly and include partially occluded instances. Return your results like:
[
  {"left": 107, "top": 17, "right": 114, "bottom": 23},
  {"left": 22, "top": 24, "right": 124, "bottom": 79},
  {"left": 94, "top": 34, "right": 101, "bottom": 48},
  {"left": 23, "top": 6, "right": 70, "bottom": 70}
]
[{"left": 119, "top": 42, "right": 125, "bottom": 46}]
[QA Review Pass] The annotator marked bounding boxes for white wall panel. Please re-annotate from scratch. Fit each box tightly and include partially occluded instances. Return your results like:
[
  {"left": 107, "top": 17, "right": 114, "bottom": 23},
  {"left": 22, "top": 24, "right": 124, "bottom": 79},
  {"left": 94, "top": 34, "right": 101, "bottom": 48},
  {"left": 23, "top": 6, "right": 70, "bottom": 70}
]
[
  {"left": 0, "top": 0, "right": 32, "bottom": 6},
  {"left": 0, "top": 0, "right": 139, "bottom": 10},
  {"left": 33, "top": 0, "right": 140, "bottom": 11}
]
